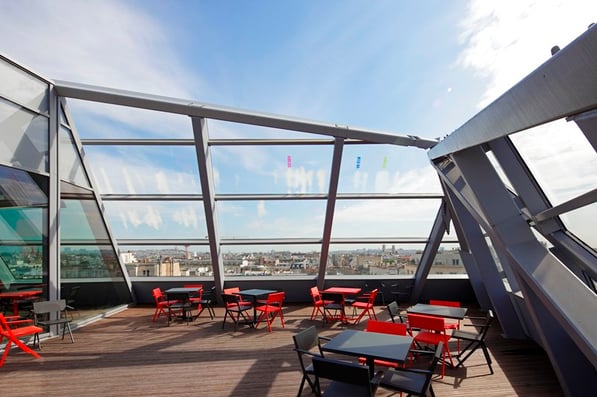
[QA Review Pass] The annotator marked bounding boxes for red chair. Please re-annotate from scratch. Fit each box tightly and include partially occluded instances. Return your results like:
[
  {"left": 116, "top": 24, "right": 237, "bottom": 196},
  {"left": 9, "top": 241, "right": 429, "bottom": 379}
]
[
  {"left": 254, "top": 291, "right": 285, "bottom": 332},
  {"left": 407, "top": 313, "right": 454, "bottom": 378},
  {"left": 350, "top": 289, "right": 378, "bottom": 324},
  {"left": 359, "top": 320, "right": 409, "bottom": 368},
  {"left": 183, "top": 284, "right": 204, "bottom": 305},
  {"left": 429, "top": 299, "right": 461, "bottom": 330},
  {"left": 151, "top": 288, "right": 181, "bottom": 322},
  {"left": 309, "top": 286, "right": 327, "bottom": 321},
  {"left": 0, "top": 313, "right": 42, "bottom": 367}
]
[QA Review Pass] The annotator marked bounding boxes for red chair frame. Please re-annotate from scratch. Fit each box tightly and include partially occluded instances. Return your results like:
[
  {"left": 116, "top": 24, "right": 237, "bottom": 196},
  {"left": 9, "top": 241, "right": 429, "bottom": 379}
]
[
  {"left": 254, "top": 291, "right": 285, "bottom": 332},
  {"left": 0, "top": 313, "right": 42, "bottom": 367}
]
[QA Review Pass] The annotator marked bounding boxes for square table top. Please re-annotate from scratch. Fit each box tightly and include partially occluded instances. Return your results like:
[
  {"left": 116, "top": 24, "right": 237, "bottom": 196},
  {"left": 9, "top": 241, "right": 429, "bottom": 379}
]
[
  {"left": 237, "top": 289, "right": 277, "bottom": 297},
  {"left": 407, "top": 303, "right": 467, "bottom": 320},
  {"left": 321, "top": 329, "right": 413, "bottom": 365}
]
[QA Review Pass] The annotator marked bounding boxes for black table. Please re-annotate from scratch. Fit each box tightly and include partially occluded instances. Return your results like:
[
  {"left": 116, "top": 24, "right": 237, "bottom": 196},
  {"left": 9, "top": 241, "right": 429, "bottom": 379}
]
[
  {"left": 237, "top": 289, "right": 277, "bottom": 323},
  {"left": 165, "top": 287, "right": 202, "bottom": 324},
  {"left": 407, "top": 303, "right": 467, "bottom": 320},
  {"left": 321, "top": 329, "right": 413, "bottom": 377}
]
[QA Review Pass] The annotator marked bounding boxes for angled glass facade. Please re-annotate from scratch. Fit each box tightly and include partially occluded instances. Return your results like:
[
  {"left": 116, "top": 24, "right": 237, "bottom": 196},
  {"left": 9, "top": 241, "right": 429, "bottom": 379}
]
[{"left": 0, "top": 24, "right": 596, "bottom": 395}]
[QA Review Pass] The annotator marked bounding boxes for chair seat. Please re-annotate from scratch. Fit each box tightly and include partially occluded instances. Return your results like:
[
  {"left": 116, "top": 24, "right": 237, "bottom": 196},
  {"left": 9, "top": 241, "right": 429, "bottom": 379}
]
[
  {"left": 452, "top": 329, "right": 481, "bottom": 341},
  {"left": 325, "top": 381, "right": 372, "bottom": 397},
  {"left": 358, "top": 356, "right": 400, "bottom": 368}
]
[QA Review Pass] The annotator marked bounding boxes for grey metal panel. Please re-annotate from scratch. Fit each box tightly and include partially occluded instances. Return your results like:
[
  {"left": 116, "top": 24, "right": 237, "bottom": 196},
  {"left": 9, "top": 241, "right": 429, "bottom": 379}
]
[
  {"left": 450, "top": 146, "right": 597, "bottom": 395},
  {"left": 429, "top": 24, "right": 597, "bottom": 159},
  {"left": 192, "top": 117, "right": 224, "bottom": 301},
  {"left": 115, "top": 237, "right": 455, "bottom": 246},
  {"left": 48, "top": 86, "right": 59, "bottom": 301},
  {"left": 81, "top": 139, "right": 195, "bottom": 145},
  {"left": 53, "top": 80, "right": 437, "bottom": 149},
  {"left": 319, "top": 138, "right": 344, "bottom": 289},
  {"left": 444, "top": 184, "right": 525, "bottom": 336},
  {"left": 99, "top": 192, "right": 442, "bottom": 201},
  {"left": 534, "top": 188, "right": 597, "bottom": 222}
]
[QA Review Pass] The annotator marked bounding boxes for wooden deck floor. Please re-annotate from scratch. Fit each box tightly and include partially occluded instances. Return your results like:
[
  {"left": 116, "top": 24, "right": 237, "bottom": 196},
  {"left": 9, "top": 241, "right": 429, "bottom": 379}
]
[{"left": 0, "top": 304, "right": 564, "bottom": 396}]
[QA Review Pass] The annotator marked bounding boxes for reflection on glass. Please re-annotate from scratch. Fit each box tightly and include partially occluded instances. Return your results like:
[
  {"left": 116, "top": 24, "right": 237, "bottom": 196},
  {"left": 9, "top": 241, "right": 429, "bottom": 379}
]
[
  {"left": 217, "top": 200, "right": 326, "bottom": 239},
  {"left": 0, "top": 60, "right": 48, "bottom": 113},
  {"left": 103, "top": 201, "right": 207, "bottom": 239},
  {"left": 331, "top": 199, "right": 441, "bottom": 238},
  {"left": 59, "top": 126, "right": 91, "bottom": 187},
  {"left": 338, "top": 144, "right": 441, "bottom": 194},
  {"left": 221, "top": 245, "right": 322, "bottom": 276},
  {"left": 83, "top": 146, "right": 201, "bottom": 194},
  {"left": 0, "top": 98, "right": 48, "bottom": 173},
  {"left": 212, "top": 144, "right": 332, "bottom": 194}
]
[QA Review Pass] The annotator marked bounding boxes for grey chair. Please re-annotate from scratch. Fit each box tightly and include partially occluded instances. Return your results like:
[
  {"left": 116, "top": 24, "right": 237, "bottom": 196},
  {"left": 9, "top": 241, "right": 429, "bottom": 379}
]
[
  {"left": 379, "top": 342, "right": 443, "bottom": 397},
  {"left": 386, "top": 301, "right": 407, "bottom": 324},
  {"left": 292, "top": 325, "right": 331, "bottom": 397},
  {"left": 221, "top": 293, "right": 254, "bottom": 331},
  {"left": 452, "top": 310, "right": 494, "bottom": 374},
  {"left": 32, "top": 299, "right": 74, "bottom": 349},
  {"left": 312, "top": 356, "right": 384, "bottom": 397}
]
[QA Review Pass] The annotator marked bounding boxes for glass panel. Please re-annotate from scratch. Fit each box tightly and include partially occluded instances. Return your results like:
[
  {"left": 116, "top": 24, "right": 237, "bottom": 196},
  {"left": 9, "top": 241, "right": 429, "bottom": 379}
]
[
  {"left": 120, "top": 245, "right": 213, "bottom": 277},
  {"left": 83, "top": 146, "right": 201, "bottom": 194},
  {"left": 60, "top": 245, "right": 130, "bottom": 312},
  {"left": 0, "top": 98, "right": 48, "bottom": 173},
  {"left": 0, "top": 60, "right": 48, "bottom": 113},
  {"left": 337, "top": 144, "right": 441, "bottom": 193},
  {"left": 212, "top": 144, "right": 333, "bottom": 194},
  {"left": 61, "top": 199, "right": 111, "bottom": 244},
  {"left": 0, "top": 166, "right": 47, "bottom": 295},
  {"left": 486, "top": 150, "right": 515, "bottom": 193},
  {"left": 103, "top": 201, "right": 207, "bottom": 239},
  {"left": 331, "top": 198, "right": 441, "bottom": 238},
  {"left": 511, "top": 120, "right": 597, "bottom": 205},
  {"left": 561, "top": 203, "right": 597, "bottom": 249},
  {"left": 217, "top": 200, "right": 326, "bottom": 239},
  {"left": 67, "top": 99, "right": 192, "bottom": 139},
  {"left": 221, "top": 245, "right": 322, "bottom": 276},
  {"left": 59, "top": 126, "right": 91, "bottom": 187}
]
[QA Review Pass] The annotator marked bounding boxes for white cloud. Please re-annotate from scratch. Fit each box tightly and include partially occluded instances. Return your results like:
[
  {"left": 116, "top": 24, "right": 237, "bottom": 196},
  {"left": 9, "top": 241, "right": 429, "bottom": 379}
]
[
  {"left": 458, "top": 0, "right": 595, "bottom": 108},
  {"left": 172, "top": 206, "right": 198, "bottom": 229}
]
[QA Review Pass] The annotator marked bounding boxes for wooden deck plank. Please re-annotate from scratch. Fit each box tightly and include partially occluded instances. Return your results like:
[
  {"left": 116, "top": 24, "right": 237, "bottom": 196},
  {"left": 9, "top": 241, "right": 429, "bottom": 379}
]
[{"left": 0, "top": 305, "right": 564, "bottom": 396}]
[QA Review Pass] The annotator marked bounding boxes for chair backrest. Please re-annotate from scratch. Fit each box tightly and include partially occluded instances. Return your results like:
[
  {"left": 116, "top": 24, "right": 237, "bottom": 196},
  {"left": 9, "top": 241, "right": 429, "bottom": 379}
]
[
  {"left": 223, "top": 287, "right": 241, "bottom": 294},
  {"left": 312, "top": 356, "right": 375, "bottom": 397},
  {"left": 266, "top": 291, "right": 285, "bottom": 306},
  {"left": 365, "top": 319, "right": 407, "bottom": 336},
  {"left": 152, "top": 288, "right": 164, "bottom": 303},
  {"left": 407, "top": 313, "right": 445, "bottom": 332},
  {"left": 366, "top": 289, "right": 378, "bottom": 305},
  {"left": 479, "top": 310, "right": 495, "bottom": 337},
  {"left": 33, "top": 299, "right": 66, "bottom": 315},
  {"left": 429, "top": 299, "right": 460, "bottom": 307},
  {"left": 293, "top": 325, "right": 320, "bottom": 353},
  {"left": 222, "top": 293, "right": 243, "bottom": 308},
  {"left": 310, "top": 286, "right": 322, "bottom": 304},
  {"left": 386, "top": 301, "right": 402, "bottom": 323}
]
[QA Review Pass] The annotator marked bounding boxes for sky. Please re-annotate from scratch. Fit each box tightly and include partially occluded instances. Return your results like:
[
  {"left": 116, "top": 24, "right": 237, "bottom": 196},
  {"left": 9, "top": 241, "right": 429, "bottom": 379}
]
[{"left": 1, "top": 0, "right": 595, "bottom": 250}]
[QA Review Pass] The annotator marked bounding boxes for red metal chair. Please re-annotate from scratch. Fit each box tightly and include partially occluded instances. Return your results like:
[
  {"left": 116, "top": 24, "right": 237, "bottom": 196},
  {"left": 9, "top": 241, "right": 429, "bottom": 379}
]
[
  {"left": 429, "top": 299, "right": 461, "bottom": 330},
  {"left": 151, "top": 288, "right": 181, "bottom": 322},
  {"left": 407, "top": 313, "right": 454, "bottom": 378},
  {"left": 350, "top": 289, "right": 378, "bottom": 324},
  {"left": 0, "top": 313, "right": 42, "bottom": 367},
  {"left": 359, "top": 320, "right": 409, "bottom": 368},
  {"left": 309, "top": 286, "right": 328, "bottom": 321},
  {"left": 254, "top": 291, "right": 285, "bottom": 332}
]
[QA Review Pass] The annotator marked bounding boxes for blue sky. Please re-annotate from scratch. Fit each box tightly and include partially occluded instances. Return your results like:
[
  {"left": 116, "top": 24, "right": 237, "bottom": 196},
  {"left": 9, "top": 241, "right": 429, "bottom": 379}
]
[{"left": 1, "top": 0, "right": 595, "bottom": 250}]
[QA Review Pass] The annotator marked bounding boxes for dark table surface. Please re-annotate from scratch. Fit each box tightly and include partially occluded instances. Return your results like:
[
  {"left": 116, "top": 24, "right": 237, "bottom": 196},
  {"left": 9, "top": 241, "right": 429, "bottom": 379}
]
[
  {"left": 321, "top": 329, "right": 413, "bottom": 375},
  {"left": 407, "top": 303, "right": 467, "bottom": 320}
]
